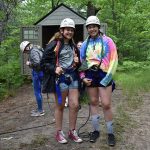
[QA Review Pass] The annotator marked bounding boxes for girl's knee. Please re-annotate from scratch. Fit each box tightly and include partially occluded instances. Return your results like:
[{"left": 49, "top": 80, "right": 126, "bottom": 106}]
[
  {"left": 102, "top": 103, "right": 111, "bottom": 110},
  {"left": 90, "top": 99, "right": 99, "bottom": 106},
  {"left": 56, "top": 104, "right": 65, "bottom": 111},
  {"left": 69, "top": 102, "right": 79, "bottom": 110}
]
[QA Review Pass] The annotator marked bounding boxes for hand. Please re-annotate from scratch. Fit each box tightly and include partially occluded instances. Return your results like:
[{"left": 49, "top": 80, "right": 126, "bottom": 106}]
[
  {"left": 55, "top": 66, "right": 63, "bottom": 75},
  {"left": 74, "top": 54, "right": 79, "bottom": 63},
  {"left": 82, "top": 78, "right": 92, "bottom": 86},
  {"left": 26, "top": 61, "right": 30, "bottom": 66}
]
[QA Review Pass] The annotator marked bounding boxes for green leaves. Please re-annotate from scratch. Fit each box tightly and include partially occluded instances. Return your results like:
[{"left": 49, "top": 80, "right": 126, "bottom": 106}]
[{"left": 0, "top": 60, "right": 24, "bottom": 100}]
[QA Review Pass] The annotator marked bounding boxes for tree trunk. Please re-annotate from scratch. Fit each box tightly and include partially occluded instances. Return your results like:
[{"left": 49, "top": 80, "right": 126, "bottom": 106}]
[
  {"left": 111, "top": 0, "right": 117, "bottom": 35},
  {"left": 0, "top": 22, "right": 3, "bottom": 45},
  {"left": 51, "top": 0, "right": 55, "bottom": 9},
  {"left": 51, "top": 0, "right": 62, "bottom": 9},
  {"left": 0, "top": 0, "right": 19, "bottom": 44},
  {"left": 87, "top": 1, "right": 101, "bottom": 17}
]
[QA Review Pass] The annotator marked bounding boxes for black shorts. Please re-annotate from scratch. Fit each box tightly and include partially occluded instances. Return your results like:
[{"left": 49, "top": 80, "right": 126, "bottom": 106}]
[{"left": 85, "top": 69, "right": 113, "bottom": 87}]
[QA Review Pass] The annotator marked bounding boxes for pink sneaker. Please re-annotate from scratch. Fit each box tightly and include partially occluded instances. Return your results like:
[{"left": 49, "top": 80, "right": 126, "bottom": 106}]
[
  {"left": 56, "top": 130, "right": 67, "bottom": 144},
  {"left": 68, "top": 130, "right": 83, "bottom": 143}
]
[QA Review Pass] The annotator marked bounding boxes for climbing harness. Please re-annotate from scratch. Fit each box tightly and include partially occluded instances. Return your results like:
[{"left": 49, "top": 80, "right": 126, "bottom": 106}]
[{"left": 54, "top": 41, "right": 78, "bottom": 104}]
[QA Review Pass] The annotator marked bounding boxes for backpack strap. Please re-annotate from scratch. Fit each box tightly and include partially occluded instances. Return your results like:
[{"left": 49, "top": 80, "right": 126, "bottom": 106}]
[
  {"left": 54, "top": 40, "right": 61, "bottom": 66},
  {"left": 54, "top": 41, "right": 78, "bottom": 69}
]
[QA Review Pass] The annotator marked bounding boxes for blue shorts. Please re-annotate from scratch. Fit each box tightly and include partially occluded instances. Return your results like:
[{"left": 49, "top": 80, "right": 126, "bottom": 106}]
[
  {"left": 58, "top": 69, "right": 79, "bottom": 92},
  {"left": 59, "top": 80, "right": 78, "bottom": 92}
]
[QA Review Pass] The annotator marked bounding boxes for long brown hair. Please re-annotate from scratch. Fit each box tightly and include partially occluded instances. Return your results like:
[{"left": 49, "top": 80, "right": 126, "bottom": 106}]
[
  {"left": 48, "top": 32, "right": 62, "bottom": 44},
  {"left": 47, "top": 30, "right": 76, "bottom": 46}
]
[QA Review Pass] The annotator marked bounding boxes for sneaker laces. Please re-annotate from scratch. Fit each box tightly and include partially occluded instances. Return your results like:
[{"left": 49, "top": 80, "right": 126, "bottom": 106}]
[
  {"left": 31, "top": 109, "right": 38, "bottom": 113},
  {"left": 31, "top": 109, "right": 44, "bottom": 113},
  {"left": 72, "top": 130, "right": 79, "bottom": 138},
  {"left": 108, "top": 134, "right": 115, "bottom": 140},
  {"left": 73, "top": 130, "right": 77, "bottom": 136},
  {"left": 60, "top": 130, "right": 66, "bottom": 138},
  {"left": 90, "top": 131, "right": 99, "bottom": 139}
]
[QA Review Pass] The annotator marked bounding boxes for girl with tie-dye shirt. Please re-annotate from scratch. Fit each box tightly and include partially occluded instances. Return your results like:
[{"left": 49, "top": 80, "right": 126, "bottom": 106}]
[{"left": 79, "top": 16, "right": 118, "bottom": 146}]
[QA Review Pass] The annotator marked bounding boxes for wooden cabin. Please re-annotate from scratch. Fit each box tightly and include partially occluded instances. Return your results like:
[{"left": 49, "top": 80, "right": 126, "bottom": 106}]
[{"left": 21, "top": 3, "right": 107, "bottom": 75}]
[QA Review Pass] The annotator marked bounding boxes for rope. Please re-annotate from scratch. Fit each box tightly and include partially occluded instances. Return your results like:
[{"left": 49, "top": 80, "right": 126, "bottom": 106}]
[
  {"left": 0, "top": 94, "right": 55, "bottom": 136},
  {"left": 0, "top": 122, "right": 55, "bottom": 136},
  {"left": 77, "top": 103, "right": 91, "bottom": 142}
]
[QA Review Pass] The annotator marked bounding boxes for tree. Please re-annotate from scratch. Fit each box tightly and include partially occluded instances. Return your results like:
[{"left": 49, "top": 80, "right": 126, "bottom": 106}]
[
  {"left": 0, "top": 0, "right": 21, "bottom": 44},
  {"left": 87, "top": 0, "right": 101, "bottom": 17},
  {"left": 51, "top": 0, "right": 63, "bottom": 9}
]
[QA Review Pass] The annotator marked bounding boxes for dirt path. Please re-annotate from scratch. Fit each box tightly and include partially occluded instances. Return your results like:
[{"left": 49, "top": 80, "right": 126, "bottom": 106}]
[{"left": 0, "top": 84, "right": 150, "bottom": 150}]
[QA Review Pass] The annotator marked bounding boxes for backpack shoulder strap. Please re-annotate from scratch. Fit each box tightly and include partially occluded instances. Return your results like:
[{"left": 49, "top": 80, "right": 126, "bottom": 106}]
[{"left": 54, "top": 40, "right": 61, "bottom": 66}]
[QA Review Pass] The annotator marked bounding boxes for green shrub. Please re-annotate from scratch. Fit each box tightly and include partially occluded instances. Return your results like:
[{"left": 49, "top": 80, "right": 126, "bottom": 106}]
[{"left": 0, "top": 60, "right": 24, "bottom": 100}]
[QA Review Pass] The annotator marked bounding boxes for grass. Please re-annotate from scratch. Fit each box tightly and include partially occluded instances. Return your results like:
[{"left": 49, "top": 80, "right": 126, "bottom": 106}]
[
  {"left": 115, "top": 67, "right": 150, "bottom": 109},
  {"left": 31, "top": 135, "right": 48, "bottom": 146},
  {"left": 20, "top": 135, "right": 49, "bottom": 149},
  {"left": 116, "top": 62, "right": 150, "bottom": 93},
  {"left": 115, "top": 105, "right": 135, "bottom": 140},
  {"left": 113, "top": 64, "right": 150, "bottom": 146}
]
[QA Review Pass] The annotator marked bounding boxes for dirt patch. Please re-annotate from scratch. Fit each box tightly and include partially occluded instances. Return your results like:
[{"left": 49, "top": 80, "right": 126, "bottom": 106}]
[{"left": 0, "top": 84, "right": 150, "bottom": 150}]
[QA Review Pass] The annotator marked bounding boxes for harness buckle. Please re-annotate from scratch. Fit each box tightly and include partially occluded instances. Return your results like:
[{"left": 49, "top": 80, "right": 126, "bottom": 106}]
[
  {"left": 64, "top": 74, "right": 72, "bottom": 85},
  {"left": 90, "top": 65, "right": 99, "bottom": 72}
]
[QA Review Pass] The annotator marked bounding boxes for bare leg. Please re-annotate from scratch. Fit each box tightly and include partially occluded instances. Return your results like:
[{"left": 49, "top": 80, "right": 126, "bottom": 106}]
[
  {"left": 54, "top": 91, "right": 68, "bottom": 131},
  {"left": 99, "top": 85, "right": 112, "bottom": 121},
  {"left": 87, "top": 87, "right": 99, "bottom": 115},
  {"left": 99, "top": 85, "right": 116, "bottom": 146},
  {"left": 87, "top": 87, "right": 100, "bottom": 142},
  {"left": 68, "top": 89, "right": 79, "bottom": 130}
]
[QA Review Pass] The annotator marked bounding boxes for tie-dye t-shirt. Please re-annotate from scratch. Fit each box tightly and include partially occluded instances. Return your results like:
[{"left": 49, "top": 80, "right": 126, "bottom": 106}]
[{"left": 80, "top": 35, "right": 118, "bottom": 86}]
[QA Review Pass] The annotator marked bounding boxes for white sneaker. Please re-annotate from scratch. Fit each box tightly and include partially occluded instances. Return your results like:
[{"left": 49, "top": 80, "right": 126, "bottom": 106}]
[
  {"left": 68, "top": 130, "right": 83, "bottom": 143},
  {"left": 31, "top": 109, "right": 45, "bottom": 113},
  {"left": 56, "top": 130, "right": 68, "bottom": 144},
  {"left": 31, "top": 110, "right": 35, "bottom": 113},
  {"left": 31, "top": 110, "right": 45, "bottom": 117}
]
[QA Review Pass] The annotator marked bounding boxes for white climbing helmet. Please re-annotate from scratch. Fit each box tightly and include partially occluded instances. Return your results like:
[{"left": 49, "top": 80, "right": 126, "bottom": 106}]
[
  {"left": 60, "top": 18, "right": 75, "bottom": 29},
  {"left": 86, "top": 16, "right": 100, "bottom": 27},
  {"left": 20, "top": 41, "right": 30, "bottom": 52}
]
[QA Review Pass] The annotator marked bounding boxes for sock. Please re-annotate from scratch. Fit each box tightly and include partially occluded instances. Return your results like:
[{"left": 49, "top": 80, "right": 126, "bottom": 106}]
[
  {"left": 91, "top": 114, "right": 100, "bottom": 131},
  {"left": 106, "top": 120, "right": 114, "bottom": 134}
]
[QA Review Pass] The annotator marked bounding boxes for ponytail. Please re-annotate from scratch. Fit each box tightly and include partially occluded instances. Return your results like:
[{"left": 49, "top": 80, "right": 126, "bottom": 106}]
[{"left": 48, "top": 32, "right": 63, "bottom": 44}]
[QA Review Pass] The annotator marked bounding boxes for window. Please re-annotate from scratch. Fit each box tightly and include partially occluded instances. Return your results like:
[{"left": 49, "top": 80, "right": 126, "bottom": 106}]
[{"left": 23, "top": 29, "right": 38, "bottom": 40}]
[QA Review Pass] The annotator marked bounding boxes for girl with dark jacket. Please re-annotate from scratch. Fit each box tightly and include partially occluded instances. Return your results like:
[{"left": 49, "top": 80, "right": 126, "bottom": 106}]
[{"left": 41, "top": 18, "right": 82, "bottom": 144}]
